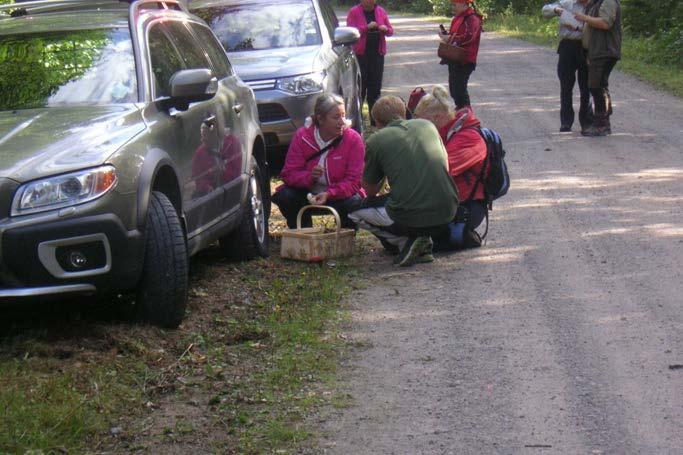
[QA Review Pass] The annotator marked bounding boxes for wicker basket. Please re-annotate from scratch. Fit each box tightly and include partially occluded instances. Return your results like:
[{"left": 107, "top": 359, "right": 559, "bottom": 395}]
[{"left": 280, "top": 205, "right": 355, "bottom": 262}]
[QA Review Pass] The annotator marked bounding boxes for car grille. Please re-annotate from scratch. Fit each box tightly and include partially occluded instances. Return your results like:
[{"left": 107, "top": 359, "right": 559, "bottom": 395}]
[
  {"left": 257, "top": 103, "right": 290, "bottom": 123},
  {"left": 245, "top": 79, "right": 276, "bottom": 91}
]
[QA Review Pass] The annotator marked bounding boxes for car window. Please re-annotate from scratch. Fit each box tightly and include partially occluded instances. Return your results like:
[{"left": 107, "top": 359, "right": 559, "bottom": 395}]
[
  {"left": 188, "top": 22, "right": 232, "bottom": 79},
  {"left": 192, "top": 0, "right": 321, "bottom": 52},
  {"left": 147, "top": 24, "right": 184, "bottom": 97},
  {"left": 318, "top": 0, "right": 339, "bottom": 41},
  {"left": 0, "top": 28, "right": 137, "bottom": 110}
]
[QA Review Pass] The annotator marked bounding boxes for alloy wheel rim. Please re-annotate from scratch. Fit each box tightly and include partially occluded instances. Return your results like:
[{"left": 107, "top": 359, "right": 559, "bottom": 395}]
[{"left": 250, "top": 173, "right": 266, "bottom": 245}]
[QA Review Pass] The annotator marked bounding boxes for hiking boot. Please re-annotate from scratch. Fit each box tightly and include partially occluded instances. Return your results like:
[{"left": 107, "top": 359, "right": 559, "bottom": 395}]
[
  {"left": 396, "top": 236, "right": 432, "bottom": 267},
  {"left": 463, "top": 229, "right": 482, "bottom": 249},
  {"left": 581, "top": 115, "right": 610, "bottom": 137},
  {"left": 559, "top": 125, "right": 571, "bottom": 133}
]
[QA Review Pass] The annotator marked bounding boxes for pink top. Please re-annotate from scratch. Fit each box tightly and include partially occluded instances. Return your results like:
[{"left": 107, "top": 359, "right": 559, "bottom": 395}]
[
  {"left": 346, "top": 4, "right": 394, "bottom": 56},
  {"left": 278, "top": 125, "right": 365, "bottom": 200}
]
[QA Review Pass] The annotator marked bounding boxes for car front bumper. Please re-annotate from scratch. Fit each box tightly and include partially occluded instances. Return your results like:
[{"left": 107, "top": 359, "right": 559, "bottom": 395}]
[{"left": 0, "top": 212, "right": 144, "bottom": 300}]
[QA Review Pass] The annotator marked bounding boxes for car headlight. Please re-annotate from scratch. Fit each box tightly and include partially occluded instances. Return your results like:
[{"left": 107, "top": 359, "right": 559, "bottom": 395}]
[
  {"left": 12, "top": 165, "right": 118, "bottom": 216},
  {"left": 276, "top": 71, "right": 326, "bottom": 95}
]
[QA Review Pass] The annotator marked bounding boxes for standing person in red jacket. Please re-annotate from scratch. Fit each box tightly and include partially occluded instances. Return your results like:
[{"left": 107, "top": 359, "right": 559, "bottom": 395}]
[
  {"left": 414, "top": 85, "right": 487, "bottom": 250},
  {"left": 272, "top": 94, "right": 365, "bottom": 229},
  {"left": 347, "top": 0, "right": 393, "bottom": 125},
  {"left": 443, "top": 0, "right": 483, "bottom": 109}
]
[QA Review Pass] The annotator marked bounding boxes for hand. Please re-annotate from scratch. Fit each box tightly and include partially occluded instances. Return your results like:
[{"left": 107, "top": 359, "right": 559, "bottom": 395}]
[
  {"left": 311, "top": 165, "right": 325, "bottom": 180},
  {"left": 367, "top": 21, "right": 378, "bottom": 30},
  {"left": 378, "top": 24, "right": 388, "bottom": 33},
  {"left": 574, "top": 12, "right": 587, "bottom": 22},
  {"left": 311, "top": 192, "right": 329, "bottom": 205},
  {"left": 554, "top": 7, "right": 563, "bottom": 15}
]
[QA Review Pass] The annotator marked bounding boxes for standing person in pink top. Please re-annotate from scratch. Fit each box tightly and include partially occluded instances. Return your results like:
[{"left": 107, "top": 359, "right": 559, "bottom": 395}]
[
  {"left": 272, "top": 94, "right": 365, "bottom": 229},
  {"left": 443, "top": 0, "right": 483, "bottom": 109},
  {"left": 346, "top": 0, "right": 393, "bottom": 126}
]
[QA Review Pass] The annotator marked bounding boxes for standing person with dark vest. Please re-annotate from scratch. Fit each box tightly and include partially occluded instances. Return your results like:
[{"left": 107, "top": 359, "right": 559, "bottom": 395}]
[
  {"left": 575, "top": 0, "right": 622, "bottom": 137},
  {"left": 444, "top": 0, "right": 482, "bottom": 109},
  {"left": 542, "top": 0, "right": 594, "bottom": 133},
  {"left": 346, "top": 0, "right": 393, "bottom": 126}
]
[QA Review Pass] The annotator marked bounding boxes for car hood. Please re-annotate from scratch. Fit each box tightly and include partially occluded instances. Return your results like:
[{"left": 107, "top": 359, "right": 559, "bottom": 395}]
[
  {"left": 0, "top": 105, "right": 144, "bottom": 183},
  {"left": 228, "top": 46, "right": 322, "bottom": 81}
]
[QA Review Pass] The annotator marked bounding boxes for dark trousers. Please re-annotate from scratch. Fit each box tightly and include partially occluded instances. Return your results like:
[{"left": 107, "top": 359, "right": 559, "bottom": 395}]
[
  {"left": 588, "top": 57, "right": 617, "bottom": 117},
  {"left": 557, "top": 39, "right": 593, "bottom": 129},
  {"left": 432, "top": 200, "right": 487, "bottom": 251},
  {"left": 271, "top": 187, "right": 361, "bottom": 229},
  {"left": 448, "top": 62, "right": 476, "bottom": 109},
  {"left": 357, "top": 52, "right": 385, "bottom": 124}
]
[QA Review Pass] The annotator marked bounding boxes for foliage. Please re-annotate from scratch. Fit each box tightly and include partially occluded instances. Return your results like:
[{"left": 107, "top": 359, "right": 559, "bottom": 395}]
[{"left": 0, "top": 30, "right": 108, "bottom": 110}]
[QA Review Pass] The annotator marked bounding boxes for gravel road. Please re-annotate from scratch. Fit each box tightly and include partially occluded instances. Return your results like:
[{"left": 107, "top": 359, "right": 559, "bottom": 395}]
[{"left": 316, "top": 14, "right": 683, "bottom": 454}]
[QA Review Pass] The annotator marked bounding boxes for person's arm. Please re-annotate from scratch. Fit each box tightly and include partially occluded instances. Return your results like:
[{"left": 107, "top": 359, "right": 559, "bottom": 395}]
[
  {"left": 574, "top": 12, "right": 610, "bottom": 30},
  {"left": 378, "top": 8, "right": 394, "bottom": 36},
  {"left": 361, "top": 139, "right": 384, "bottom": 196},
  {"left": 280, "top": 132, "right": 314, "bottom": 189},
  {"left": 326, "top": 133, "right": 365, "bottom": 201},
  {"left": 542, "top": 2, "right": 562, "bottom": 19},
  {"left": 575, "top": 0, "right": 616, "bottom": 31}
]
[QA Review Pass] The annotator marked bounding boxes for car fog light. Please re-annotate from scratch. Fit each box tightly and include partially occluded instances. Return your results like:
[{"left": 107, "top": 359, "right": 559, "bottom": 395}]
[{"left": 69, "top": 251, "right": 88, "bottom": 268}]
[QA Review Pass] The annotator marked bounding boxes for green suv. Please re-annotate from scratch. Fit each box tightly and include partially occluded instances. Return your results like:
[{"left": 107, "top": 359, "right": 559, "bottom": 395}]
[{"left": 0, "top": 0, "right": 270, "bottom": 327}]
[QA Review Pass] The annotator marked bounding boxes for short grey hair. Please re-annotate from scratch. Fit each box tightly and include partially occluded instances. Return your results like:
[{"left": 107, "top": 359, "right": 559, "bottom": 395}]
[
  {"left": 313, "top": 93, "right": 345, "bottom": 126},
  {"left": 413, "top": 85, "right": 455, "bottom": 120},
  {"left": 371, "top": 95, "right": 406, "bottom": 126}
]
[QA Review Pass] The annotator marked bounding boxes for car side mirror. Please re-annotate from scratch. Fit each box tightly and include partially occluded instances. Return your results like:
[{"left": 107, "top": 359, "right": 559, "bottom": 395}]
[
  {"left": 165, "top": 68, "right": 217, "bottom": 110},
  {"left": 333, "top": 26, "right": 360, "bottom": 46}
]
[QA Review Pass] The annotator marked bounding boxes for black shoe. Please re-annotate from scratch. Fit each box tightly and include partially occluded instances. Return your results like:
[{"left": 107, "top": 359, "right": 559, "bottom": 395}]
[
  {"left": 559, "top": 125, "right": 572, "bottom": 132},
  {"left": 379, "top": 238, "right": 400, "bottom": 255},
  {"left": 581, "top": 125, "right": 609, "bottom": 137}
]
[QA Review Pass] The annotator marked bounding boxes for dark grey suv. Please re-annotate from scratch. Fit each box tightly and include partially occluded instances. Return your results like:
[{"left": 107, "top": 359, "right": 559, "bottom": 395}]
[
  {"left": 0, "top": 0, "right": 269, "bottom": 327},
  {"left": 190, "top": 0, "right": 362, "bottom": 167}
]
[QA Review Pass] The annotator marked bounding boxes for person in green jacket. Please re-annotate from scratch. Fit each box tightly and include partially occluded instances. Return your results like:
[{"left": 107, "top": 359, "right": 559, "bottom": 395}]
[
  {"left": 349, "top": 96, "right": 459, "bottom": 267},
  {"left": 575, "top": 0, "right": 622, "bottom": 136}
]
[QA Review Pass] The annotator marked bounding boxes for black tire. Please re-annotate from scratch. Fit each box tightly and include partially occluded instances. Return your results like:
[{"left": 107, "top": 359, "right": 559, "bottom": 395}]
[
  {"left": 351, "top": 87, "right": 364, "bottom": 135},
  {"left": 136, "top": 191, "right": 188, "bottom": 328},
  {"left": 220, "top": 162, "right": 269, "bottom": 260}
]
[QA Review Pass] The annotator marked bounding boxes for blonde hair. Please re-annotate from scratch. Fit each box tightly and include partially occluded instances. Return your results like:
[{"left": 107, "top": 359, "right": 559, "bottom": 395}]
[
  {"left": 313, "top": 93, "right": 345, "bottom": 126},
  {"left": 413, "top": 85, "right": 455, "bottom": 122},
  {"left": 371, "top": 96, "right": 407, "bottom": 126}
]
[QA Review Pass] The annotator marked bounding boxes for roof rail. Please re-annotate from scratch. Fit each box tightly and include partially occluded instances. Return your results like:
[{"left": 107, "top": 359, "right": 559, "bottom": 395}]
[{"left": 0, "top": 0, "right": 188, "bottom": 14}]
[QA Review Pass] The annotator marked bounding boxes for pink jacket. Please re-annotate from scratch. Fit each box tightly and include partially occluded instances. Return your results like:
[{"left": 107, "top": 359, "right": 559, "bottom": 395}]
[
  {"left": 346, "top": 4, "right": 394, "bottom": 56},
  {"left": 278, "top": 126, "right": 365, "bottom": 200}
]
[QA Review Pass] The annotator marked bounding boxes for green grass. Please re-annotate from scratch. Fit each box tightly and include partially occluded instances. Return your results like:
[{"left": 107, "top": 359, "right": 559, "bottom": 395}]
[
  {"left": 0, "top": 244, "right": 359, "bottom": 453},
  {"left": 486, "top": 14, "right": 683, "bottom": 97}
]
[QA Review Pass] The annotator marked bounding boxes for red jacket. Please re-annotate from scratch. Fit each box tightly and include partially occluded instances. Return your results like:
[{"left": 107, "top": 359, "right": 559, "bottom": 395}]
[
  {"left": 439, "top": 108, "right": 487, "bottom": 201},
  {"left": 346, "top": 4, "right": 393, "bottom": 56},
  {"left": 278, "top": 126, "right": 365, "bottom": 200},
  {"left": 449, "top": 8, "right": 482, "bottom": 64}
]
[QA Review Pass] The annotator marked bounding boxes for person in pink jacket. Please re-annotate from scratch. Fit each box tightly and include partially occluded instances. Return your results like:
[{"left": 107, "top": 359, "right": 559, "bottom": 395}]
[
  {"left": 347, "top": 0, "right": 393, "bottom": 125},
  {"left": 273, "top": 93, "right": 365, "bottom": 229}
]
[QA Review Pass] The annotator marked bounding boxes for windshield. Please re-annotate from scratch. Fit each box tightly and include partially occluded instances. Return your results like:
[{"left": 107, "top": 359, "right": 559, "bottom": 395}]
[
  {"left": 193, "top": 0, "right": 321, "bottom": 52},
  {"left": 0, "top": 28, "right": 137, "bottom": 110}
]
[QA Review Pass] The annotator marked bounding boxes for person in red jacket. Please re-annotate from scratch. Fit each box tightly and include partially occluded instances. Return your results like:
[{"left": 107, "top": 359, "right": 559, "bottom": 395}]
[
  {"left": 443, "top": 0, "right": 483, "bottom": 109},
  {"left": 414, "top": 85, "right": 487, "bottom": 249},
  {"left": 273, "top": 93, "right": 365, "bottom": 229},
  {"left": 346, "top": 0, "right": 393, "bottom": 125}
]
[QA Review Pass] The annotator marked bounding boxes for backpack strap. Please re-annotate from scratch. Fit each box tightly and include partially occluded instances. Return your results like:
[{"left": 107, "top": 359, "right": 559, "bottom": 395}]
[{"left": 304, "top": 135, "right": 343, "bottom": 163}]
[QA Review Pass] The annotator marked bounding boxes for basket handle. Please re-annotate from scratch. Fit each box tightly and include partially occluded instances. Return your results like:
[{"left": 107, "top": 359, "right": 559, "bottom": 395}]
[{"left": 296, "top": 205, "right": 342, "bottom": 234}]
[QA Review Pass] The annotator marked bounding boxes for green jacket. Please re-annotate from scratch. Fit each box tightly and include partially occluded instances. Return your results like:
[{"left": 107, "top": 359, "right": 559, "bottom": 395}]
[{"left": 583, "top": 0, "right": 622, "bottom": 60}]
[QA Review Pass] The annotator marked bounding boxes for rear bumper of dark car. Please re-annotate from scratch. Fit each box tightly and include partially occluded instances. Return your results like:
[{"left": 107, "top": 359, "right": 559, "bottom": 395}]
[{"left": 0, "top": 213, "right": 144, "bottom": 300}]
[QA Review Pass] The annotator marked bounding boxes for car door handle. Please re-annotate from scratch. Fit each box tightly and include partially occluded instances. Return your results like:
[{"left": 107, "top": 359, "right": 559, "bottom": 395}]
[
  {"left": 233, "top": 104, "right": 243, "bottom": 115},
  {"left": 203, "top": 114, "right": 216, "bottom": 127}
]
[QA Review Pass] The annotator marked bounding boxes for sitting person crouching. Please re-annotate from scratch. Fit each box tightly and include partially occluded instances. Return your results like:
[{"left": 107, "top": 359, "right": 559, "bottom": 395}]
[
  {"left": 413, "top": 85, "right": 486, "bottom": 249},
  {"left": 272, "top": 93, "right": 365, "bottom": 229}
]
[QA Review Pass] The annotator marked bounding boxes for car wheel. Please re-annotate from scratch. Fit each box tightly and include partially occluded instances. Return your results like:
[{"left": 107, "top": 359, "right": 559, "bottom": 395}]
[
  {"left": 351, "top": 88, "right": 363, "bottom": 134},
  {"left": 220, "top": 161, "right": 269, "bottom": 260},
  {"left": 136, "top": 191, "right": 188, "bottom": 328}
]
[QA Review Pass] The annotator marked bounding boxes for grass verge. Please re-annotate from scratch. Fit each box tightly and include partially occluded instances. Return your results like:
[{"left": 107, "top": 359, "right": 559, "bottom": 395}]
[
  {"left": 1, "top": 209, "right": 360, "bottom": 453},
  {"left": 485, "top": 14, "right": 683, "bottom": 98}
]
